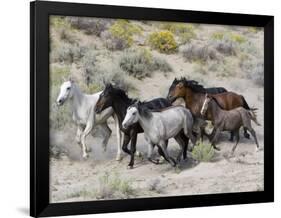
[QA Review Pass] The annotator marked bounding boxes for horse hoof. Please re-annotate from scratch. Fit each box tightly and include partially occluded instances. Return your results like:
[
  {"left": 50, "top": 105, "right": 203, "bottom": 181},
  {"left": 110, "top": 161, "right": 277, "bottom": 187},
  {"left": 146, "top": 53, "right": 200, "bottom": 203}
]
[
  {"left": 82, "top": 153, "right": 89, "bottom": 159},
  {"left": 135, "top": 151, "right": 142, "bottom": 157},
  {"left": 255, "top": 148, "right": 260, "bottom": 152},
  {"left": 158, "top": 157, "right": 165, "bottom": 164},
  {"left": 127, "top": 165, "right": 134, "bottom": 169},
  {"left": 214, "top": 146, "right": 220, "bottom": 151},
  {"left": 115, "top": 154, "right": 122, "bottom": 161},
  {"left": 244, "top": 133, "right": 250, "bottom": 139},
  {"left": 86, "top": 147, "right": 92, "bottom": 152}
]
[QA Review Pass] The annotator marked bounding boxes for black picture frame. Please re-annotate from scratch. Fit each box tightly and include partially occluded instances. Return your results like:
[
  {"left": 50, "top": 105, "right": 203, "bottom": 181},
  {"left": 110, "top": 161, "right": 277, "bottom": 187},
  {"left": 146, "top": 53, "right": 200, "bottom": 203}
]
[{"left": 30, "top": 1, "right": 274, "bottom": 217}]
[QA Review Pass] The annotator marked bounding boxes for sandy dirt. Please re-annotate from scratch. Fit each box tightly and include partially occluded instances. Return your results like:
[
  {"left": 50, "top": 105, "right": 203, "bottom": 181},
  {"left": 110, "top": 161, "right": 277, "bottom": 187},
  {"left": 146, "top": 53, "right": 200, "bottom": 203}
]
[{"left": 50, "top": 67, "right": 264, "bottom": 203}]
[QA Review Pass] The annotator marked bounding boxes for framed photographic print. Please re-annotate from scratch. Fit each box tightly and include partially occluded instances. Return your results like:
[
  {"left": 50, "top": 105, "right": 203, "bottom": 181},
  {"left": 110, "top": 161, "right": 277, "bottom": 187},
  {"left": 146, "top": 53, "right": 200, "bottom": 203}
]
[{"left": 30, "top": 1, "right": 274, "bottom": 217}]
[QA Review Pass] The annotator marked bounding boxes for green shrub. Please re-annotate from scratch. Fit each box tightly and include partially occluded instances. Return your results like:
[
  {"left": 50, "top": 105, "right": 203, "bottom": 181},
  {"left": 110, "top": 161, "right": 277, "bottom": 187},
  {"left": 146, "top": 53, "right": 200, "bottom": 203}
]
[
  {"left": 49, "top": 65, "right": 72, "bottom": 130},
  {"left": 191, "top": 140, "right": 215, "bottom": 162},
  {"left": 81, "top": 50, "right": 98, "bottom": 86},
  {"left": 101, "top": 20, "right": 142, "bottom": 50},
  {"left": 50, "top": 16, "right": 68, "bottom": 28},
  {"left": 211, "top": 37, "right": 237, "bottom": 56},
  {"left": 67, "top": 17, "right": 111, "bottom": 36},
  {"left": 241, "top": 58, "right": 264, "bottom": 87},
  {"left": 161, "top": 22, "right": 196, "bottom": 44},
  {"left": 148, "top": 31, "right": 178, "bottom": 53},
  {"left": 80, "top": 50, "right": 129, "bottom": 90},
  {"left": 50, "top": 65, "right": 71, "bottom": 86},
  {"left": 211, "top": 32, "right": 225, "bottom": 40},
  {"left": 180, "top": 43, "right": 218, "bottom": 62},
  {"left": 51, "top": 43, "right": 87, "bottom": 63},
  {"left": 119, "top": 48, "right": 172, "bottom": 79},
  {"left": 211, "top": 31, "right": 246, "bottom": 55},
  {"left": 230, "top": 33, "right": 246, "bottom": 44},
  {"left": 95, "top": 172, "right": 135, "bottom": 199},
  {"left": 58, "top": 27, "right": 77, "bottom": 44},
  {"left": 240, "top": 41, "right": 259, "bottom": 57}
]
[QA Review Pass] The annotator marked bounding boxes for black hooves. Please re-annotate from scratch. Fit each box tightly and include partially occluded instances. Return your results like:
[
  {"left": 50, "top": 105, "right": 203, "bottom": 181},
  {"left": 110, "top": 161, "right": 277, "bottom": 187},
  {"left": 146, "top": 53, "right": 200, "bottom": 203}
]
[
  {"left": 244, "top": 133, "right": 250, "bottom": 139},
  {"left": 213, "top": 146, "right": 220, "bottom": 151}
]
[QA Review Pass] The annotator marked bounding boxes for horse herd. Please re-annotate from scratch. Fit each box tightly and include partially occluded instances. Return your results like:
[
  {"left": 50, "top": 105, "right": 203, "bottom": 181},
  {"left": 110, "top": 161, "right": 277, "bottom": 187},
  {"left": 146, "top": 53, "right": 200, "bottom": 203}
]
[{"left": 56, "top": 77, "right": 260, "bottom": 168}]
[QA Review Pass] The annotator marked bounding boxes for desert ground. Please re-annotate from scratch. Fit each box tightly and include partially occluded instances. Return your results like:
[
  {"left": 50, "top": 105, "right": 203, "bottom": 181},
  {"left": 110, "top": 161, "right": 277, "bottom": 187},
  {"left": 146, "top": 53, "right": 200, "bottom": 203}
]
[{"left": 49, "top": 17, "right": 264, "bottom": 203}]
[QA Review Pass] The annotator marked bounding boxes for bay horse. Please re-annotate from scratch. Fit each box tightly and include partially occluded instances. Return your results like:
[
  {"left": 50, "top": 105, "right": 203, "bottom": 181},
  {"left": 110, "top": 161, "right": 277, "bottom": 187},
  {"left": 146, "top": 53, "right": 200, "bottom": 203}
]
[
  {"left": 167, "top": 77, "right": 253, "bottom": 141},
  {"left": 56, "top": 80, "right": 122, "bottom": 160},
  {"left": 122, "top": 102, "right": 196, "bottom": 167},
  {"left": 200, "top": 94, "right": 260, "bottom": 153},
  {"left": 95, "top": 84, "right": 191, "bottom": 168}
]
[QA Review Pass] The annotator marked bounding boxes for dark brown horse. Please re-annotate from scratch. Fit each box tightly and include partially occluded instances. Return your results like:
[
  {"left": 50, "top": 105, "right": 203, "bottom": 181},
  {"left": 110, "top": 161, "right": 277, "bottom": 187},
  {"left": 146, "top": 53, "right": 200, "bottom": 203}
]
[{"left": 167, "top": 78, "right": 253, "bottom": 141}]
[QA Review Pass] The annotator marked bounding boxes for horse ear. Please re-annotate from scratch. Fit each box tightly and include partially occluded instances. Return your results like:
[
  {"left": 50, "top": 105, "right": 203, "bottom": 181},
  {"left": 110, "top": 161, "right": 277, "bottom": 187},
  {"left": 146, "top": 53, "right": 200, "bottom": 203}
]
[{"left": 68, "top": 76, "right": 74, "bottom": 83}]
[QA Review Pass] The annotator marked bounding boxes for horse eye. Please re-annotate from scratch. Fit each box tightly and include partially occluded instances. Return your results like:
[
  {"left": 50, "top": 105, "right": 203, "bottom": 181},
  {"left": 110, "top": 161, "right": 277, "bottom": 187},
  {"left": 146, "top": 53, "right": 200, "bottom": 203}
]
[{"left": 67, "top": 87, "right": 70, "bottom": 90}]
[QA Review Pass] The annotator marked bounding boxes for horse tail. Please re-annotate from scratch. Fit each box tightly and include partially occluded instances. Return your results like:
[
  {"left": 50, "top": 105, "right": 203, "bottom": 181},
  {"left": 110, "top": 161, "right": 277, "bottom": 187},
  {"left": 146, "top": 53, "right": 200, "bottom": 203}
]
[
  {"left": 248, "top": 109, "right": 261, "bottom": 126},
  {"left": 241, "top": 95, "right": 250, "bottom": 110}
]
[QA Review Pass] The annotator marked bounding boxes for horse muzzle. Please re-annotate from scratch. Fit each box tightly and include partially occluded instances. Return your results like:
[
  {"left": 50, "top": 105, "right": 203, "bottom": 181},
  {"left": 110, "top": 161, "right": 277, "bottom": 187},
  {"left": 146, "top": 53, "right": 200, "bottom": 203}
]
[
  {"left": 122, "top": 123, "right": 128, "bottom": 130},
  {"left": 95, "top": 107, "right": 102, "bottom": 113},
  {"left": 56, "top": 99, "right": 65, "bottom": 106}
]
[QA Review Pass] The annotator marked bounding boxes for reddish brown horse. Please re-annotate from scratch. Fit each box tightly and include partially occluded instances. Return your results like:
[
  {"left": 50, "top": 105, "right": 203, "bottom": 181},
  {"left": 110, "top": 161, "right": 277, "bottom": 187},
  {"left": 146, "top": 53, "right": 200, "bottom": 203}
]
[{"left": 167, "top": 78, "right": 254, "bottom": 141}]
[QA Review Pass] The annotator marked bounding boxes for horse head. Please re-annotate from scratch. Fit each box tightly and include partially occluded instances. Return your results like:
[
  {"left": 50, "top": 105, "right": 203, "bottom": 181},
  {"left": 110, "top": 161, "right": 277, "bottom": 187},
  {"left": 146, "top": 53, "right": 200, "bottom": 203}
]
[
  {"left": 167, "top": 79, "right": 187, "bottom": 103},
  {"left": 95, "top": 83, "right": 114, "bottom": 113},
  {"left": 122, "top": 103, "right": 140, "bottom": 129},
  {"left": 56, "top": 80, "right": 75, "bottom": 106}
]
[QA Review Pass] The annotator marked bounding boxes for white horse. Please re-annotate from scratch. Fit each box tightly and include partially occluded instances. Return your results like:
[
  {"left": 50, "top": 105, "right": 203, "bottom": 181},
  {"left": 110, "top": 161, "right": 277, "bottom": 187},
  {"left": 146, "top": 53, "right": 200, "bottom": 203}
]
[
  {"left": 122, "top": 103, "right": 196, "bottom": 166},
  {"left": 56, "top": 80, "right": 122, "bottom": 160}
]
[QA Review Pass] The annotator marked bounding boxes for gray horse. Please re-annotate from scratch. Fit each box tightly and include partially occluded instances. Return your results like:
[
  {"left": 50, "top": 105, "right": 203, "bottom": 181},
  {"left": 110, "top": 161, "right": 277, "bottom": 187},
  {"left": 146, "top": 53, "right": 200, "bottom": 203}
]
[
  {"left": 122, "top": 102, "right": 196, "bottom": 166},
  {"left": 200, "top": 94, "right": 260, "bottom": 153}
]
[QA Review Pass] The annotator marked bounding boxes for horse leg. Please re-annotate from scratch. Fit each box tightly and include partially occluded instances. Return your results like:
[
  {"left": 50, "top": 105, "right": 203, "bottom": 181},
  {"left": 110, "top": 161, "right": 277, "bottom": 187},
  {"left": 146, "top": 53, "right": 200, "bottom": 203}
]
[
  {"left": 128, "top": 133, "right": 137, "bottom": 169},
  {"left": 184, "top": 126, "right": 196, "bottom": 148},
  {"left": 159, "top": 140, "right": 177, "bottom": 167},
  {"left": 229, "top": 131, "right": 234, "bottom": 142},
  {"left": 75, "top": 125, "right": 83, "bottom": 147},
  {"left": 231, "top": 130, "right": 240, "bottom": 154},
  {"left": 99, "top": 123, "right": 112, "bottom": 152},
  {"left": 211, "top": 128, "right": 221, "bottom": 151},
  {"left": 244, "top": 127, "right": 250, "bottom": 139},
  {"left": 157, "top": 145, "right": 170, "bottom": 163},
  {"left": 113, "top": 113, "right": 122, "bottom": 161},
  {"left": 122, "top": 134, "right": 131, "bottom": 155},
  {"left": 147, "top": 142, "right": 159, "bottom": 164},
  {"left": 248, "top": 127, "right": 260, "bottom": 151},
  {"left": 81, "top": 122, "right": 94, "bottom": 159},
  {"left": 174, "top": 135, "right": 186, "bottom": 162}
]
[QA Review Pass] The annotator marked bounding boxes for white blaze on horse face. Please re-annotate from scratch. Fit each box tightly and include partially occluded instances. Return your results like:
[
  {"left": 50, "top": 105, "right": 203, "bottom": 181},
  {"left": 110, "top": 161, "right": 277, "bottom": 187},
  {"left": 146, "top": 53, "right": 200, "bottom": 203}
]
[
  {"left": 201, "top": 96, "right": 210, "bottom": 115},
  {"left": 56, "top": 81, "right": 72, "bottom": 106},
  {"left": 122, "top": 107, "right": 139, "bottom": 129}
]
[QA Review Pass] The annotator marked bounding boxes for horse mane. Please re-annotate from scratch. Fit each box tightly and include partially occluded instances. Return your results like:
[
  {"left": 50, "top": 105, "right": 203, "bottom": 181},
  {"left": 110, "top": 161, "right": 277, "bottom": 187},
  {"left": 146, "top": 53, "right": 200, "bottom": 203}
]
[
  {"left": 131, "top": 102, "right": 152, "bottom": 119},
  {"left": 210, "top": 96, "right": 224, "bottom": 109},
  {"left": 150, "top": 105, "right": 183, "bottom": 112},
  {"left": 178, "top": 77, "right": 207, "bottom": 93},
  {"left": 110, "top": 86, "right": 136, "bottom": 105}
]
